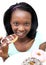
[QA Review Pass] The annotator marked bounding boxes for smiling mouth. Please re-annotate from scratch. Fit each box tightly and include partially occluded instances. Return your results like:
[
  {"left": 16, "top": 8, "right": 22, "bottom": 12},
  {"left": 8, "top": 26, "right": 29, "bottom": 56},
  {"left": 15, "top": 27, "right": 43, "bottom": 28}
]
[
  {"left": 17, "top": 33, "right": 24, "bottom": 36},
  {"left": 17, "top": 32, "right": 25, "bottom": 37}
]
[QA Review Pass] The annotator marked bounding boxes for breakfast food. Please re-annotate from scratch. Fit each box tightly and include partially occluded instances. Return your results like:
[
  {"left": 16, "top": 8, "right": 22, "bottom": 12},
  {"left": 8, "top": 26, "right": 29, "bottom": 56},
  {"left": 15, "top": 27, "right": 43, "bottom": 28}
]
[
  {"left": 22, "top": 49, "right": 46, "bottom": 65},
  {"left": 31, "top": 49, "right": 46, "bottom": 62},
  {"left": 22, "top": 57, "right": 42, "bottom": 65},
  {"left": 0, "top": 34, "right": 18, "bottom": 60},
  {"left": 1, "top": 34, "right": 18, "bottom": 46},
  {"left": 11, "top": 36, "right": 18, "bottom": 43}
]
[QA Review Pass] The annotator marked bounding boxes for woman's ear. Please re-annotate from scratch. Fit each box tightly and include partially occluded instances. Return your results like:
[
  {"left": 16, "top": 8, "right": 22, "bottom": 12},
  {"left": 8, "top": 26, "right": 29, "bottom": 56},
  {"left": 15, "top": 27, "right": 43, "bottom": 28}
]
[{"left": 39, "top": 42, "right": 46, "bottom": 51}]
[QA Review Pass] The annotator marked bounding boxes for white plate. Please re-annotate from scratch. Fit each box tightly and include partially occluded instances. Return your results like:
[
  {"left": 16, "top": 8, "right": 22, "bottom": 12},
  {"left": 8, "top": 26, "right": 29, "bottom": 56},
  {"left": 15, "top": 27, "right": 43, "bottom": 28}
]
[{"left": 4, "top": 52, "right": 31, "bottom": 65}]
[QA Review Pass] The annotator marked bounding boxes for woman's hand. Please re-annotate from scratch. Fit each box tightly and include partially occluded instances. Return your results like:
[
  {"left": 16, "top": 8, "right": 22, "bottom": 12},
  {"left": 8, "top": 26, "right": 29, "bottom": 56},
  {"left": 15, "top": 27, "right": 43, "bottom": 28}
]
[
  {"left": 0, "top": 34, "right": 17, "bottom": 61},
  {"left": 0, "top": 44, "right": 8, "bottom": 61},
  {"left": 39, "top": 42, "right": 46, "bottom": 51}
]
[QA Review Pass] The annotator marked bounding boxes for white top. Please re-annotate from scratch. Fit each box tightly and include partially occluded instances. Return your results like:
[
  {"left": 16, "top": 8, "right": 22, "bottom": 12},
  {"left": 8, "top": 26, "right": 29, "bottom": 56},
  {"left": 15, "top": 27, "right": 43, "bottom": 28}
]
[
  {"left": 8, "top": 32, "right": 46, "bottom": 56},
  {"left": 4, "top": 52, "right": 46, "bottom": 65},
  {"left": 0, "top": 57, "right": 3, "bottom": 64}
]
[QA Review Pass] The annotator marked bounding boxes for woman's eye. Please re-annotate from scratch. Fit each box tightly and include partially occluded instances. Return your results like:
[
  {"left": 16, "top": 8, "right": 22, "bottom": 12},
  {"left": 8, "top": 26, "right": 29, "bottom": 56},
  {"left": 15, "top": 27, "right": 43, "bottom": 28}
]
[
  {"left": 24, "top": 23, "right": 30, "bottom": 26},
  {"left": 13, "top": 22, "right": 19, "bottom": 26}
]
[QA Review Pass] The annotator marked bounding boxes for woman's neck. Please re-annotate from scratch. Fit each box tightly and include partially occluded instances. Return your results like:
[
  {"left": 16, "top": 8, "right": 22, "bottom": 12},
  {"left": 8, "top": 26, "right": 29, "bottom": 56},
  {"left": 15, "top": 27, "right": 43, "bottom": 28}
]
[
  {"left": 14, "top": 38, "right": 35, "bottom": 52},
  {"left": 17, "top": 37, "right": 30, "bottom": 43}
]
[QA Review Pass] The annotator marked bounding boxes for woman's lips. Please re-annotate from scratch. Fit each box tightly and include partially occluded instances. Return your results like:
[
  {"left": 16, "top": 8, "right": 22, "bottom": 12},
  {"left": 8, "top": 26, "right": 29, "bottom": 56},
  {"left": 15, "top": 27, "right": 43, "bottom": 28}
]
[
  {"left": 17, "top": 32, "right": 25, "bottom": 37},
  {"left": 17, "top": 33, "right": 24, "bottom": 36}
]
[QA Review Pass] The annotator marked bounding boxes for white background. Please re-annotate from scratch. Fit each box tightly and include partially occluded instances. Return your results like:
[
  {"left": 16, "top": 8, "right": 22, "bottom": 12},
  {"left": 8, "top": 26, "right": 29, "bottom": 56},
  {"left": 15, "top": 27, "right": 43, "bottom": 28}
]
[{"left": 0, "top": 0, "right": 46, "bottom": 40}]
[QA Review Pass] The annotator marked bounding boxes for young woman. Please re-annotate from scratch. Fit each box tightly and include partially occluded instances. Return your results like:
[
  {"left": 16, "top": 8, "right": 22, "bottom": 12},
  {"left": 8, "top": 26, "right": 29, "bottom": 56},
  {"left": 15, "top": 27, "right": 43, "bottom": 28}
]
[{"left": 0, "top": 2, "right": 45, "bottom": 61}]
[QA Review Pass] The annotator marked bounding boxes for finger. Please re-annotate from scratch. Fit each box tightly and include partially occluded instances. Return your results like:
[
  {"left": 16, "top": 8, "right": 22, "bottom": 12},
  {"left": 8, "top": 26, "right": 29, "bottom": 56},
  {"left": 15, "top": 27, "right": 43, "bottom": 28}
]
[
  {"left": 0, "top": 50, "right": 2, "bottom": 53},
  {"left": 1, "top": 45, "right": 8, "bottom": 53},
  {"left": 6, "top": 34, "right": 17, "bottom": 41},
  {"left": 0, "top": 34, "right": 18, "bottom": 45},
  {"left": 0, "top": 37, "right": 3, "bottom": 44},
  {"left": 4, "top": 34, "right": 17, "bottom": 44},
  {"left": 0, "top": 47, "right": 2, "bottom": 55},
  {"left": 1, "top": 38, "right": 10, "bottom": 45},
  {"left": 7, "top": 35, "right": 14, "bottom": 41},
  {"left": 0, "top": 36, "right": 9, "bottom": 45},
  {"left": 0, "top": 44, "right": 8, "bottom": 55},
  {"left": 0, "top": 37, "right": 3, "bottom": 40}
]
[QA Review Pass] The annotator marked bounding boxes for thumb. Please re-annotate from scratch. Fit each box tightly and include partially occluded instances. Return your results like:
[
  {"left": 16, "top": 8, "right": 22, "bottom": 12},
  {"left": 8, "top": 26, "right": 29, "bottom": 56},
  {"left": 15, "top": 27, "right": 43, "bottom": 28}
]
[{"left": 0, "top": 37, "right": 3, "bottom": 40}]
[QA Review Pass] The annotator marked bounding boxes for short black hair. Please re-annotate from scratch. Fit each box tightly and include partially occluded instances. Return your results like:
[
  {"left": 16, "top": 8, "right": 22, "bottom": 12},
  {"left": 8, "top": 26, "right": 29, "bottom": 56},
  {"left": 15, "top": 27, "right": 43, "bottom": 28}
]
[{"left": 3, "top": 2, "right": 38, "bottom": 39}]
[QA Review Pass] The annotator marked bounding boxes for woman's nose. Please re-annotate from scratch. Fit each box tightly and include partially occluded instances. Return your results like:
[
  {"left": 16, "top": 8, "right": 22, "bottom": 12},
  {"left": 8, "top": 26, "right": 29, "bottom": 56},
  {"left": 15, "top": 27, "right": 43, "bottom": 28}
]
[{"left": 18, "top": 25, "right": 25, "bottom": 32}]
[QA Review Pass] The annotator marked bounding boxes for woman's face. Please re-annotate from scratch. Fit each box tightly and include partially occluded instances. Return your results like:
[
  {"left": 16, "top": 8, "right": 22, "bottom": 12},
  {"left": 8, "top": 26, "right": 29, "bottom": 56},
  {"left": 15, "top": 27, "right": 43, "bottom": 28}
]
[{"left": 10, "top": 9, "right": 32, "bottom": 38}]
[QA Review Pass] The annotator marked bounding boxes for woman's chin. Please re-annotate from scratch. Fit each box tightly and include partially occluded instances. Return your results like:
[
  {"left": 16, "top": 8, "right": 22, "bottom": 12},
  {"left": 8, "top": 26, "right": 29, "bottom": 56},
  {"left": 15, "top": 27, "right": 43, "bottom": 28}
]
[
  {"left": 18, "top": 36, "right": 25, "bottom": 39},
  {"left": 18, "top": 35, "right": 26, "bottom": 39}
]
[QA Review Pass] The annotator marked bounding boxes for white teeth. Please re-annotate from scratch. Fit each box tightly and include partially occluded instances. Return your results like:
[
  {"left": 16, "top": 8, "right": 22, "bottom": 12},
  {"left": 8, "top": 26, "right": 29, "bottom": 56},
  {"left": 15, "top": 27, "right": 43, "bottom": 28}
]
[
  {"left": 17, "top": 32, "right": 24, "bottom": 35},
  {"left": 18, "top": 33, "right": 23, "bottom": 35}
]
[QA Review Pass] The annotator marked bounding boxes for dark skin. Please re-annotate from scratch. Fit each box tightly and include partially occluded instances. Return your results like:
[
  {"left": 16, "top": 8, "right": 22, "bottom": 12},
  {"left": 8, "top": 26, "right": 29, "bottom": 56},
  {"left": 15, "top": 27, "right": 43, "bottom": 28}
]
[
  {"left": 0, "top": 9, "right": 35, "bottom": 61},
  {"left": 10, "top": 9, "right": 34, "bottom": 52},
  {"left": 0, "top": 34, "right": 18, "bottom": 61},
  {"left": 39, "top": 42, "right": 46, "bottom": 51},
  {"left": 0, "top": 9, "right": 40, "bottom": 61}
]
